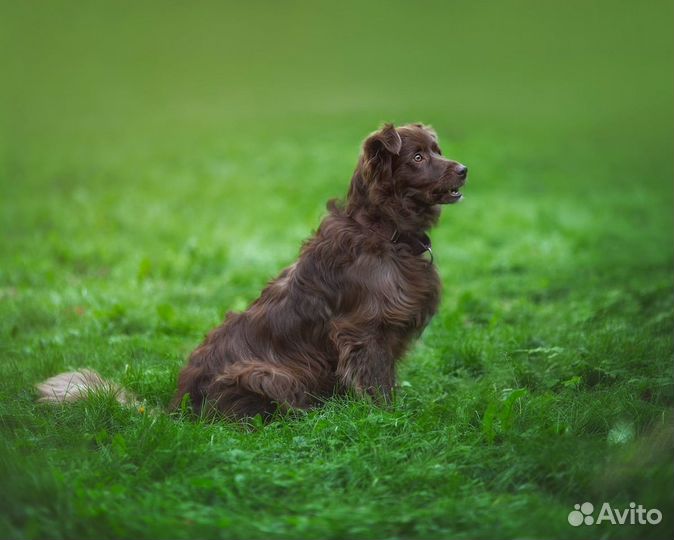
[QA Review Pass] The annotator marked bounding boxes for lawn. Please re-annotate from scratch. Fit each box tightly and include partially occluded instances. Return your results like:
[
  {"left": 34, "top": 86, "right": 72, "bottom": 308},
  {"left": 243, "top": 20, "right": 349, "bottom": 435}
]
[{"left": 0, "top": 1, "right": 672, "bottom": 539}]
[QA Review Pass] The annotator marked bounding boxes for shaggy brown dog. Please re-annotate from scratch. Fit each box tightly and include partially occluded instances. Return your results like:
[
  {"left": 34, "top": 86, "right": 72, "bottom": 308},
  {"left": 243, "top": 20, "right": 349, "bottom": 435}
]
[
  {"left": 35, "top": 123, "right": 467, "bottom": 418},
  {"left": 172, "top": 123, "right": 467, "bottom": 419}
]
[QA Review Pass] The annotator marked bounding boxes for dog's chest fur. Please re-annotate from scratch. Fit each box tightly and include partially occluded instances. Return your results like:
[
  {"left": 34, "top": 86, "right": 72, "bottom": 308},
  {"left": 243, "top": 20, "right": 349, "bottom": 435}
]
[{"left": 280, "top": 214, "right": 441, "bottom": 342}]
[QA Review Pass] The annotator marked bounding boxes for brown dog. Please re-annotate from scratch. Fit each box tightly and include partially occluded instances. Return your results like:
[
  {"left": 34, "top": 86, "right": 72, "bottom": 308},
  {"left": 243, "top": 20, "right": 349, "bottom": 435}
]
[
  {"left": 172, "top": 123, "right": 467, "bottom": 419},
  {"left": 36, "top": 123, "right": 467, "bottom": 420}
]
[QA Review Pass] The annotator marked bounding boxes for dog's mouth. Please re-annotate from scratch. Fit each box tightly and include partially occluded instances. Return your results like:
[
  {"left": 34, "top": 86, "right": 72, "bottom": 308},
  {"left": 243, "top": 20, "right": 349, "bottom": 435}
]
[
  {"left": 447, "top": 188, "right": 463, "bottom": 203},
  {"left": 437, "top": 187, "right": 463, "bottom": 204}
]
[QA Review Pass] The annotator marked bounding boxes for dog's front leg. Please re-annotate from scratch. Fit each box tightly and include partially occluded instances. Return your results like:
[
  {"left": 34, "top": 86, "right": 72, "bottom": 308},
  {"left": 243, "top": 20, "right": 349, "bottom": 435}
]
[{"left": 333, "top": 324, "right": 395, "bottom": 402}]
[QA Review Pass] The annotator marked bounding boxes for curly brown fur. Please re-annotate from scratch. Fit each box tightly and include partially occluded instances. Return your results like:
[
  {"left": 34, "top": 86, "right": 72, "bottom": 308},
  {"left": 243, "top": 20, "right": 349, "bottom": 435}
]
[{"left": 172, "top": 123, "right": 468, "bottom": 420}]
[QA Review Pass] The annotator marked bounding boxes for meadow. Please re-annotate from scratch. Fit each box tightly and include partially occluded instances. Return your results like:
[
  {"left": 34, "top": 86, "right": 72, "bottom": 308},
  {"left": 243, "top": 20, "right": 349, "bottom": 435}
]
[{"left": 1, "top": 1, "right": 672, "bottom": 539}]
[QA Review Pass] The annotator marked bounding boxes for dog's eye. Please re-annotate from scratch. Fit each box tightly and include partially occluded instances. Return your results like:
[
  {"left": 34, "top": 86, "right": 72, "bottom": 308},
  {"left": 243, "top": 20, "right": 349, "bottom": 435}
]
[{"left": 413, "top": 153, "right": 423, "bottom": 162}]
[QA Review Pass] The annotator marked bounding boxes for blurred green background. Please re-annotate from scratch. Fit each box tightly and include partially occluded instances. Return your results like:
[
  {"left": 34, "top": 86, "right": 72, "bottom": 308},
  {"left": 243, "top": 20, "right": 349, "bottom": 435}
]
[
  {"left": 0, "top": 1, "right": 672, "bottom": 539},
  {"left": 3, "top": 1, "right": 672, "bottom": 146},
  {"left": 2, "top": 0, "right": 671, "bottom": 274}
]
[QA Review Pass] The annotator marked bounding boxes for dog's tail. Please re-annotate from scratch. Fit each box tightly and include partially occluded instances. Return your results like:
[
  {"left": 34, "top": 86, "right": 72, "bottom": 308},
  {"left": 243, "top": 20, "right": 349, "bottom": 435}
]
[{"left": 35, "top": 369, "right": 137, "bottom": 407}]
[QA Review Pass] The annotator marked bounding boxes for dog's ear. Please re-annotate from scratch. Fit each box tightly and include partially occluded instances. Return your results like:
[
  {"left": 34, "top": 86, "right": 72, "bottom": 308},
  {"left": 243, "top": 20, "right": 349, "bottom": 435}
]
[
  {"left": 362, "top": 123, "right": 402, "bottom": 182},
  {"left": 365, "top": 123, "right": 402, "bottom": 156}
]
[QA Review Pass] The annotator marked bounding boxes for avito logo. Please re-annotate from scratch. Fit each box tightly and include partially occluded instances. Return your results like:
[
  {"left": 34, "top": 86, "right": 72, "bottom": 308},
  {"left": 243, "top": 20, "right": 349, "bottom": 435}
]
[{"left": 568, "top": 502, "right": 662, "bottom": 527}]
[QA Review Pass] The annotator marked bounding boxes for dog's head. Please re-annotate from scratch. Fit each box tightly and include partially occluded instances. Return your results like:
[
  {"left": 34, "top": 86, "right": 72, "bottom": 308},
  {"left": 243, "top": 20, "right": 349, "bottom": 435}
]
[{"left": 349, "top": 123, "right": 467, "bottom": 230}]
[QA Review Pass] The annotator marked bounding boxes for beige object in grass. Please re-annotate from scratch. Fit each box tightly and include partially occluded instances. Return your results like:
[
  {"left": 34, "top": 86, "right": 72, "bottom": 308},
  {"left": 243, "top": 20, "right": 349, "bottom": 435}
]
[{"left": 35, "top": 369, "right": 134, "bottom": 405}]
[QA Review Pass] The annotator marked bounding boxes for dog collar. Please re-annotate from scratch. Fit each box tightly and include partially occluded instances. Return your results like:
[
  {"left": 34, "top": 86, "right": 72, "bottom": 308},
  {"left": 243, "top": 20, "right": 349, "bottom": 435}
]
[
  {"left": 347, "top": 214, "right": 434, "bottom": 263},
  {"left": 393, "top": 230, "right": 434, "bottom": 263}
]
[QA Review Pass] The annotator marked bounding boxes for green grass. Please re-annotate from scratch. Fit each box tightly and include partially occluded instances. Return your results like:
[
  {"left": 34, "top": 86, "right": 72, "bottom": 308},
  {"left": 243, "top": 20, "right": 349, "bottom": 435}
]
[{"left": 1, "top": 1, "right": 672, "bottom": 539}]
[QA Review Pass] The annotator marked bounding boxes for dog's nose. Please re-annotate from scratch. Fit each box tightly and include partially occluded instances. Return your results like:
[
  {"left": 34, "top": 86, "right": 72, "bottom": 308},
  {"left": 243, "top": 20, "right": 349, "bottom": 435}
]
[{"left": 457, "top": 165, "right": 468, "bottom": 179}]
